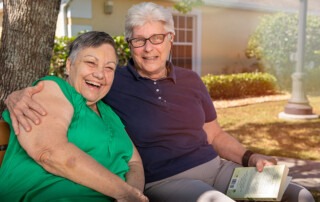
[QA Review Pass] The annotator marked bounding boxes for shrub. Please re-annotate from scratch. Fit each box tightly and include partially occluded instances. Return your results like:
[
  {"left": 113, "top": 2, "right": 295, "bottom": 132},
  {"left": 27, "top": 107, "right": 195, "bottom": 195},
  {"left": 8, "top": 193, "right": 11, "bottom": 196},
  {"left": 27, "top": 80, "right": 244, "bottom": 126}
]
[
  {"left": 49, "top": 36, "right": 75, "bottom": 78},
  {"left": 113, "top": 35, "right": 131, "bottom": 67},
  {"left": 201, "top": 72, "right": 278, "bottom": 100},
  {"left": 246, "top": 13, "right": 320, "bottom": 92}
]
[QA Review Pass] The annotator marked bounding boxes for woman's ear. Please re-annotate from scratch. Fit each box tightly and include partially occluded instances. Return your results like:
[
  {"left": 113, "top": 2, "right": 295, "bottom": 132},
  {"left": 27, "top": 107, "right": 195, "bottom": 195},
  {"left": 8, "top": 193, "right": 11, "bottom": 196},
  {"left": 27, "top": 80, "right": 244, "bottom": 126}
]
[
  {"left": 65, "top": 58, "right": 71, "bottom": 76},
  {"left": 169, "top": 33, "right": 174, "bottom": 42}
]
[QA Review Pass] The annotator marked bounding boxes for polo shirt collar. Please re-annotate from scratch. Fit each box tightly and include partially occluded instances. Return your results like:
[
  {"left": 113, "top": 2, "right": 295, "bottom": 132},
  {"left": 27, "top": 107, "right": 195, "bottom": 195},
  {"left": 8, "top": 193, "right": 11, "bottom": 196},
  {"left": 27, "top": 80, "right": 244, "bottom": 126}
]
[{"left": 127, "top": 59, "right": 176, "bottom": 83}]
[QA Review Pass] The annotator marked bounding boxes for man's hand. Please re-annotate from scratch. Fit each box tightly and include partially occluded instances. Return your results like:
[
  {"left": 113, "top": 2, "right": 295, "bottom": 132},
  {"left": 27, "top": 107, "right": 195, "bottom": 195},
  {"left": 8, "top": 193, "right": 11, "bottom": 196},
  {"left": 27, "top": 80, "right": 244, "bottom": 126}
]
[
  {"left": 249, "top": 153, "right": 277, "bottom": 172},
  {"left": 4, "top": 82, "right": 47, "bottom": 134}
]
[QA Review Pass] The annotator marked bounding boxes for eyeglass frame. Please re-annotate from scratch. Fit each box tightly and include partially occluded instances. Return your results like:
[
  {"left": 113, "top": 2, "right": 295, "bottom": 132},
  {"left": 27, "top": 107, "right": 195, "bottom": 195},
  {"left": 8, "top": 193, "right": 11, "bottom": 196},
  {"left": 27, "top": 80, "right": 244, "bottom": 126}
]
[{"left": 126, "top": 32, "right": 173, "bottom": 48}]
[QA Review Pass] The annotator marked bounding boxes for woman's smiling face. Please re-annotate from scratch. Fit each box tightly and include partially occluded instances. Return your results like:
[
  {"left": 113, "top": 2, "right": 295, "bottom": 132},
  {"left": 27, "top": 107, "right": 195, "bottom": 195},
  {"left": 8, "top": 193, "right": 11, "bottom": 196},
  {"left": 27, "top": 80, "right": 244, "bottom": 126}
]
[
  {"left": 66, "top": 43, "right": 117, "bottom": 105},
  {"left": 130, "top": 21, "right": 173, "bottom": 80}
]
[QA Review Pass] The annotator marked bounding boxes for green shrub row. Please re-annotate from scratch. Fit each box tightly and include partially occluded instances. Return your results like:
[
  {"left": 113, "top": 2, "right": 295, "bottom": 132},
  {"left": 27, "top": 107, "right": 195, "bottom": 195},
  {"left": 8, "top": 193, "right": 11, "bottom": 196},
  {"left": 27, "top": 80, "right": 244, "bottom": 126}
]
[{"left": 201, "top": 72, "right": 278, "bottom": 100}]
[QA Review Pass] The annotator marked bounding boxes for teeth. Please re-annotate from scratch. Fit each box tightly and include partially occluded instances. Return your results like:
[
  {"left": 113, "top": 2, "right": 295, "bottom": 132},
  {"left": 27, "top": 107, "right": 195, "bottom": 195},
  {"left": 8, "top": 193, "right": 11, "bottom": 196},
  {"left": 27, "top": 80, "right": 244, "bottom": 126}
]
[
  {"left": 86, "top": 81, "right": 101, "bottom": 87},
  {"left": 144, "top": 56, "right": 157, "bottom": 60}
]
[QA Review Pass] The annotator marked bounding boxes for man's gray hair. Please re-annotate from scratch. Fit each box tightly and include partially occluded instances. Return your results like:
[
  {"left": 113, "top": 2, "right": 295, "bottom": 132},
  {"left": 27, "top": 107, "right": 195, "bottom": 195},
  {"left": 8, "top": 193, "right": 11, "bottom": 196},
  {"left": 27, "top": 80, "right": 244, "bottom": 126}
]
[{"left": 125, "top": 2, "right": 175, "bottom": 40}]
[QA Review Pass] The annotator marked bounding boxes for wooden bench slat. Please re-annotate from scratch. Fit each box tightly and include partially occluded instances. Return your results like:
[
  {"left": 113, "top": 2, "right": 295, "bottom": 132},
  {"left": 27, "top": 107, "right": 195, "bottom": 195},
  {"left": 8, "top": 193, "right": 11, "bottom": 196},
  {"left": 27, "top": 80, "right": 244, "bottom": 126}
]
[{"left": 0, "top": 120, "right": 10, "bottom": 166}]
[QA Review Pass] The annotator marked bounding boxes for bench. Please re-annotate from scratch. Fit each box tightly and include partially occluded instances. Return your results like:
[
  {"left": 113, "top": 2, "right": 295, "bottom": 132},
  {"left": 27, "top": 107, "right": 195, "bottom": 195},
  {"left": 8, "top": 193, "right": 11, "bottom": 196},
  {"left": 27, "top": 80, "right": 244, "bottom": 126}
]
[{"left": 0, "top": 120, "right": 10, "bottom": 166}]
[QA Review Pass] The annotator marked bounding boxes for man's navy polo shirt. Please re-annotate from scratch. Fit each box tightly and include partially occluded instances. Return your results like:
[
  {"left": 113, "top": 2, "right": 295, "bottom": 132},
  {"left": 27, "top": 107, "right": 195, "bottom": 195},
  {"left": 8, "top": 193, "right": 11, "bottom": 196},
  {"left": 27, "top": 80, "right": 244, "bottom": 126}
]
[{"left": 103, "top": 60, "right": 218, "bottom": 183}]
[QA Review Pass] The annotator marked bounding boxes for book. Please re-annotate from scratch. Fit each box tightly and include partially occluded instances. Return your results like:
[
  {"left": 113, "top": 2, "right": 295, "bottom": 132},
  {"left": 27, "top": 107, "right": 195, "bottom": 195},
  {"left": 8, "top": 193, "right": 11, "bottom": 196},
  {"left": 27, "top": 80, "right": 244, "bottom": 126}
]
[{"left": 226, "top": 164, "right": 292, "bottom": 201}]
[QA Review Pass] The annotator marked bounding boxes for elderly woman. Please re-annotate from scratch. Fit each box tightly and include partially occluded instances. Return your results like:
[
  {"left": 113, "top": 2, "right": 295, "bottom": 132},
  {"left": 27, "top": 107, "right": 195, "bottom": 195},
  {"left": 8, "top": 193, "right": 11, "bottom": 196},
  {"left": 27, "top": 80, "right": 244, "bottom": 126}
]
[
  {"left": 0, "top": 31, "right": 148, "bottom": 202},
  {"left": 5, "top": 2, "right": 315, "bottom": 202}
]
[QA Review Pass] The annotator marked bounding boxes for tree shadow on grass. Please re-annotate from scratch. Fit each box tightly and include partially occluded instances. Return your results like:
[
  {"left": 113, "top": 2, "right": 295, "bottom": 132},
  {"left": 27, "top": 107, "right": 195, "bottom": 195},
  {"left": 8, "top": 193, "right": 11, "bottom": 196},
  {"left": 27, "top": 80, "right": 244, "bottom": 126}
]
[
  {"left": 225, "top": 121, "right": 320, "bottom": 160},
  {"left": 276, "top": 157, "right": 320, "bottom": 191},
  {"left": 226, "top": 121, "right": 320, "bottom": 195}
]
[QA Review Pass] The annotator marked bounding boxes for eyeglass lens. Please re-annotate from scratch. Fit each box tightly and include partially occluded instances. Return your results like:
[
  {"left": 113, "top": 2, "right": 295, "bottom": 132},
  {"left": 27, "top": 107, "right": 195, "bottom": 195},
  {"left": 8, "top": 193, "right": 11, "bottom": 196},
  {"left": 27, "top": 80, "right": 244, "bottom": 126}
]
[{"left": 130, "top": 33, "right": 168, "bottom": 48}]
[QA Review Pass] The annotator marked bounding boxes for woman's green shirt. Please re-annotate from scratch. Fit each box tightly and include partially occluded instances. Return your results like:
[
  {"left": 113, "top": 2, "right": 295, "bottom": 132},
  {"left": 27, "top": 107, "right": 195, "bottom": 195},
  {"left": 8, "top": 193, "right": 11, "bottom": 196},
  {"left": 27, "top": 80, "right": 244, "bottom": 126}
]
[{"left": 0, "top": 76, "right": 133, "bottom": 201}]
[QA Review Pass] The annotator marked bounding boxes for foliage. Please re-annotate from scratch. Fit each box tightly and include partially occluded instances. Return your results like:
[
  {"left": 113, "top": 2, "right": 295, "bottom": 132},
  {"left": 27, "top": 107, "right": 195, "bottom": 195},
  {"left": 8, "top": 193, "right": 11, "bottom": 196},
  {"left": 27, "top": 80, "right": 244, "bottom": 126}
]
[
  {"left": 305, "top": 66, "right": 320, "bottom": 95},
  {"left": 49, "top": 36, "right": 75, "bottom": 78},
  {"left": 113, "top": 35, "right": 131, "bottom": 67},
  {"left": 201, "top": 72, "right": 278, "bottom": 100},
  {"left": 173, "top": 0, "right": 203, "bottom": 14},
  {"left": 49, "top": 34, "right": 131, "bottom": 77},
  {"left": 246, "top": 13, "right": 320, "bottom": 91}
]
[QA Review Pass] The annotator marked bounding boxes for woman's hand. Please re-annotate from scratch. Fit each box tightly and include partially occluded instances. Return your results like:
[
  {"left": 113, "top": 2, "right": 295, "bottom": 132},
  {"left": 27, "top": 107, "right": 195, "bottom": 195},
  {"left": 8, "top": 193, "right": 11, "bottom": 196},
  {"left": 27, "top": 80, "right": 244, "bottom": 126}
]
[
  {"left": 116, "top": 187, "right": 149, "bottom": 202},
  {"left": 5, "top": 82, "right": 47, "bottom": 134}
]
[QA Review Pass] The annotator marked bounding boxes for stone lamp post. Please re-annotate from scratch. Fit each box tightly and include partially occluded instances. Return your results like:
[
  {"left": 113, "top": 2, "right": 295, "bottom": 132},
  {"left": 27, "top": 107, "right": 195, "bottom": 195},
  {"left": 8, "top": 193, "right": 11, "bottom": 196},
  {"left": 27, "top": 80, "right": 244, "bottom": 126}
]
[{"left": 279, "top": 0, "right": 319, "bottom": 119}]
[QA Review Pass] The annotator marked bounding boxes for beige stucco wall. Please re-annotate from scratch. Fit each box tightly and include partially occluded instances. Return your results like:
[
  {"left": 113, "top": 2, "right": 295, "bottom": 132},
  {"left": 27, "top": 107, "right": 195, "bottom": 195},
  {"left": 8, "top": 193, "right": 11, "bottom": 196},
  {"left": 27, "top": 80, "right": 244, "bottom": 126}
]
[
  {"left": 200, "top": 6, "right": 266, "bottom": 75},
  {"left": 0, "top": 0, "right": 271, "bottom": 76},
  {"left": 71, "top": 0, "right": 174, "bottom": 36},
  {"left": 72, "top": 0, "right": 266, "bottom": 76},
  {"left": 1, "top": 1, "right": 318, "bottom": 76}
]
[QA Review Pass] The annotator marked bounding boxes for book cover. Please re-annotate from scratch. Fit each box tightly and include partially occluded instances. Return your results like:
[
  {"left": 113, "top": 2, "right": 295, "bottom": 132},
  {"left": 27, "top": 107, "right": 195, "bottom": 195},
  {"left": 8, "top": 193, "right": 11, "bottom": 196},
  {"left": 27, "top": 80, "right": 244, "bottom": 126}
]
[{"left": 226, "top": 164, "right": 292, "bottom": 201}]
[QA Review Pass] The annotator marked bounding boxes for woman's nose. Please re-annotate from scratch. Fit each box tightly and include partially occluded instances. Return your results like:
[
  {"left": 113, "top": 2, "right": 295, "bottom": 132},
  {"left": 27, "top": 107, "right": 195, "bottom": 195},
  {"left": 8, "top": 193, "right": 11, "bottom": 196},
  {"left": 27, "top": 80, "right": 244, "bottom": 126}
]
[
  {"left": 144, "top": 40, "right": 153, "bottom": 52},
  {"left": 92, "top": 70, "right": 104, "bottom": 79}
]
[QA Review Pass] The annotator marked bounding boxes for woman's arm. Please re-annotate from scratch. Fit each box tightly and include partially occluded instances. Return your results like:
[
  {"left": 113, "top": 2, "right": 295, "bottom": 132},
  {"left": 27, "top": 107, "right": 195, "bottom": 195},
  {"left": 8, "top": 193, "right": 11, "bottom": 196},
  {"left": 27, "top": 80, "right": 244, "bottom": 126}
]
[
  {"left": 204, "top": 119, "right": 277, "bottom": 172},
  {"left": 17, "top": 80, "right": 147, "bottom": 201},
  {"left": 126, "top": 145, "right": 145, "bottom": 192}
]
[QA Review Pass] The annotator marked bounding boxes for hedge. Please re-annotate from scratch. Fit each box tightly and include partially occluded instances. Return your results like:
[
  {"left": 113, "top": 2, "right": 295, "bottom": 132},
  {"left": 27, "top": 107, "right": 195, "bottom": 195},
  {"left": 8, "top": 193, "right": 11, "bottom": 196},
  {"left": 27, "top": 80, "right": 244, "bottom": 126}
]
[{"left": 201, "top": 72, "right": 278, "bottom": 100}]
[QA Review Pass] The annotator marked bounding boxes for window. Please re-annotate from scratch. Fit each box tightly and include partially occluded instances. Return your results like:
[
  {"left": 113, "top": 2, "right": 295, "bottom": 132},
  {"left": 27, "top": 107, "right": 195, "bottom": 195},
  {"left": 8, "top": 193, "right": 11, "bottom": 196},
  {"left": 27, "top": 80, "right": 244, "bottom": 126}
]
[{"left": 172, "top": 12, "right": 201, "bottom": 74}]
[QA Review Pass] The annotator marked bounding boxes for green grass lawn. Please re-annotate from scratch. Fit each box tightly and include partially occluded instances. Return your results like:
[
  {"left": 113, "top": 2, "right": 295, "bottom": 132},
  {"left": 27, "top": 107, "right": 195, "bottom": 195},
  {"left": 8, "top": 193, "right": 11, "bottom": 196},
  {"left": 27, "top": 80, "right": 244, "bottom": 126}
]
[
  {"left": 217, "top": 96, "right": 320, "bottom": 202},
  {"left": 216, "top": 96, "right": 320, "bottom": 201},
  {"left": 216, "top": 96, "right": 320, "bottom": 161}
]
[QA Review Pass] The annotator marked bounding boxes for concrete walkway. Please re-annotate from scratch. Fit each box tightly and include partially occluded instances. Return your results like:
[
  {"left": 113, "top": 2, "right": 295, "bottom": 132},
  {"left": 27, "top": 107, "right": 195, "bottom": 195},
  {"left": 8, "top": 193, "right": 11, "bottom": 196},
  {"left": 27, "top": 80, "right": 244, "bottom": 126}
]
[{"left": 276, "top": 156, "right": 320, "bottom": 191}]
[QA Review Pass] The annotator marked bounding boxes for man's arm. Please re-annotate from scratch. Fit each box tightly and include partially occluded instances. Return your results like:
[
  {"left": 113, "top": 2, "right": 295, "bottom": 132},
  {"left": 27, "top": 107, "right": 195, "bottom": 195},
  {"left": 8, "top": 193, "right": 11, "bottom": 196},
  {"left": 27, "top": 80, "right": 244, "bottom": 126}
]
[
  {"left": 5, "top": 82, "right": 47, "bottom": 134},
  {"left": 204, "top": 119, "right": 277, "bottom": 172}
]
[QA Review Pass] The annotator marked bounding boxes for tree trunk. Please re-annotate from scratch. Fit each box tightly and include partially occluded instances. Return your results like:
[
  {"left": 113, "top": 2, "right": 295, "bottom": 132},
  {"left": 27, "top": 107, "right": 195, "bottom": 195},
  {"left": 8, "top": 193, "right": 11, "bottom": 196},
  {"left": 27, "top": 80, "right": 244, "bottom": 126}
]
[{"left": 0, "top": 0, "right": 61, "bottom": 115}]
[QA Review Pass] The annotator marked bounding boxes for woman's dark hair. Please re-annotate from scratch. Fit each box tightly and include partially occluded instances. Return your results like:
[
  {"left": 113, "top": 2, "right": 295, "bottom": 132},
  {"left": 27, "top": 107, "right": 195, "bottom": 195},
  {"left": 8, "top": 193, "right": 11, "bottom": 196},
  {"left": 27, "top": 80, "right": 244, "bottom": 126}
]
[{"left": 68, "top": 31, "right": 118, "bottom": 64}]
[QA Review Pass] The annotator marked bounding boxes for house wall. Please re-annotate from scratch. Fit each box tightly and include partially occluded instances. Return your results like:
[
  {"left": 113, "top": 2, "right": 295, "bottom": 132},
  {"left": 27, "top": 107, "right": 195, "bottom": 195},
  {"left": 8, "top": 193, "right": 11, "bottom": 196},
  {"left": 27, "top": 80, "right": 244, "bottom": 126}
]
[
  {"left": 68, "top": 0, "right": 269, "bottom": 75},
  {"left": 3, "top": 1, "right": 315, "bottom": 76},
  {"left": 69, "top": 0, "right": 173, "bottom": 36},
  {"left": 200, "top": 6, "right": 265, "bottom": 75}
]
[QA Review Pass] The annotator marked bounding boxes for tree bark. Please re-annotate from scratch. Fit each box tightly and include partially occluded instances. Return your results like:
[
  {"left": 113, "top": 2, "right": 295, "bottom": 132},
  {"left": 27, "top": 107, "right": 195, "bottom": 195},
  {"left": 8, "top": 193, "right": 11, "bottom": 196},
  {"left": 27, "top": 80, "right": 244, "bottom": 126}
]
[{"left": 0, "top": 0, "right": 61, "bottom": 115}]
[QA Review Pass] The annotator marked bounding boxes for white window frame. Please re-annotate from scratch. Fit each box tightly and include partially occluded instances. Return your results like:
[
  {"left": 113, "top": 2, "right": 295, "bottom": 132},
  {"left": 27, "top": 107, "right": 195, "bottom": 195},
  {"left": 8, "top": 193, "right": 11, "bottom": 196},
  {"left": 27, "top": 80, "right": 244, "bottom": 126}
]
[{"left": 171, "top": 9, "right": 202, "bottom": 75}]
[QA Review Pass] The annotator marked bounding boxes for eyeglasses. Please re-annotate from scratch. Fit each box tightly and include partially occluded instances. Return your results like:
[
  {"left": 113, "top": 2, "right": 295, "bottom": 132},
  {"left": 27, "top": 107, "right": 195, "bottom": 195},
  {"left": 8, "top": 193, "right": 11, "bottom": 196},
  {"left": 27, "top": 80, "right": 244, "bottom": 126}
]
[{"left": 127, "top": 33, "right": 172, "bottom": 48}]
